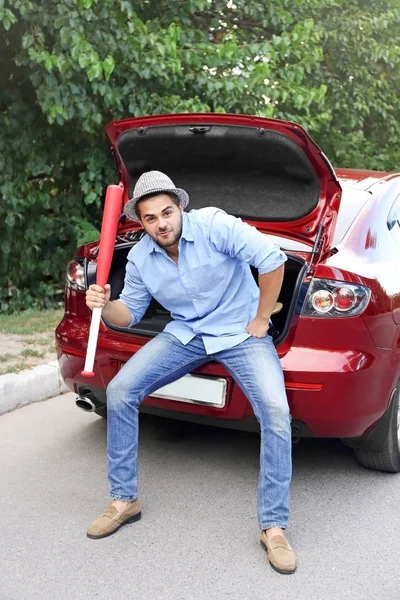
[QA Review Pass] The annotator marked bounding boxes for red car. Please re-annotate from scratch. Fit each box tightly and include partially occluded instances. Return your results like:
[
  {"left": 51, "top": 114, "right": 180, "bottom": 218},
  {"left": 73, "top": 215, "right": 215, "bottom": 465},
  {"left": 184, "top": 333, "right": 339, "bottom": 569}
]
[{"left": 55, "top": 113, "right": 400, "bottom": 473}]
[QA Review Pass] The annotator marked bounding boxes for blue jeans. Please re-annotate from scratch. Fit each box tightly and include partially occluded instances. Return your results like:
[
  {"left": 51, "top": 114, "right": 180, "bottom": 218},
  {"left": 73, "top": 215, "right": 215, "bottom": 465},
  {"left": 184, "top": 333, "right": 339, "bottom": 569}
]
[{"left": 106, "top": 332, "right": 292, "bottom": 530}]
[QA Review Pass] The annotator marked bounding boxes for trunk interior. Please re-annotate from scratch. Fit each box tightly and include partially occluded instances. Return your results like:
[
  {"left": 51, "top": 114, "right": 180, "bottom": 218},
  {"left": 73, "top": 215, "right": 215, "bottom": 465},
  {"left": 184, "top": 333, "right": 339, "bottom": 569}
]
[
  {"left": 86, "top": 241, "right": 307, "bottom": 346},
  {"left": 117, "top": 123, "right": 320, "bottom": 223}
]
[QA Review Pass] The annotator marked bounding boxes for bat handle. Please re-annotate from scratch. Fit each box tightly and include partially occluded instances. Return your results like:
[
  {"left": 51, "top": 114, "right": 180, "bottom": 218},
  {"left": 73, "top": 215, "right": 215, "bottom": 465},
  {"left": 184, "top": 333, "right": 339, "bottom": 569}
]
[{"left": 81, "top": 306, "right": 102, "bottom": 377}]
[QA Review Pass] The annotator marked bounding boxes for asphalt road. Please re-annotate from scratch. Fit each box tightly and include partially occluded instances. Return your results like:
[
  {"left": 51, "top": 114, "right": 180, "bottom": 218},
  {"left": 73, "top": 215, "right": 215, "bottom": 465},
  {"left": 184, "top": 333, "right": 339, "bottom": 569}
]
[{"left": 0, "top": 393, "right": 399, "bottom": 600}]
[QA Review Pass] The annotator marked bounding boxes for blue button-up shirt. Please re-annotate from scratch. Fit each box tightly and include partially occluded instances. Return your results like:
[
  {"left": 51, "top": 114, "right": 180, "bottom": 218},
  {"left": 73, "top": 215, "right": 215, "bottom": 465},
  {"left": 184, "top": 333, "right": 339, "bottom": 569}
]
[{"left": 119, "top": 208, "right": 287, "bottom": 354}]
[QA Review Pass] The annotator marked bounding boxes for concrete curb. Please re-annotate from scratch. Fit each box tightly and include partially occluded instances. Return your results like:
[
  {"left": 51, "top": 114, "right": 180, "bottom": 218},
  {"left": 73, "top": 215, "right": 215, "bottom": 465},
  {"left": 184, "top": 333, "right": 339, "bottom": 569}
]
[{"left": 0, "top": 360, "right": 69, "bottom": 416}]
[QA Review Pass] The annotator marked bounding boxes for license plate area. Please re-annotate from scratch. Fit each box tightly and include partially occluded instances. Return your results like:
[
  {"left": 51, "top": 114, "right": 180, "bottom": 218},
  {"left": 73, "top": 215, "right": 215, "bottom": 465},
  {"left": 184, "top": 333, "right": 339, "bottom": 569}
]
[{"left": 151, "top": 374, "right": 227, "bottom": 408}]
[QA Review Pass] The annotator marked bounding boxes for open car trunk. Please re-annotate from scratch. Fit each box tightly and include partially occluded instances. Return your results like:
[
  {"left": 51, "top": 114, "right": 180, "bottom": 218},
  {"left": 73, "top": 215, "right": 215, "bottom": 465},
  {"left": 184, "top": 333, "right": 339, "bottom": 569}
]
[
  {"left": 108, "top": 115, "right": 341, "bottom": 249},
  {"left": 118, "top": 122, "right": 322, "bottom": 229},
  {"left": 93, "top": 115, "right": 342, "bottom": 344},
  {"left": 87, "top": 237, "right": 307, "bottom": 346}
]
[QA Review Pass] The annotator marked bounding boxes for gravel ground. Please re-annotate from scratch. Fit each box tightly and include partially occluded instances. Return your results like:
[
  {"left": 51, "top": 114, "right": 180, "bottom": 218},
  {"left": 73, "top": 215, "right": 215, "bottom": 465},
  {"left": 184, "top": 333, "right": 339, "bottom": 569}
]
[{"left": 0, "top": 332, "right": 56, "bottom": 374}]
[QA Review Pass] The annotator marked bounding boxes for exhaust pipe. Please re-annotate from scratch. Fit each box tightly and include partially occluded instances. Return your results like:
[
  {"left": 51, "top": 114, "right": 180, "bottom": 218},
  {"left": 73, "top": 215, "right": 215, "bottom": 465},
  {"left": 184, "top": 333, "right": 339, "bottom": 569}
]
[{"left": 75, "top": 395, "right": 96, "bottom": 412}]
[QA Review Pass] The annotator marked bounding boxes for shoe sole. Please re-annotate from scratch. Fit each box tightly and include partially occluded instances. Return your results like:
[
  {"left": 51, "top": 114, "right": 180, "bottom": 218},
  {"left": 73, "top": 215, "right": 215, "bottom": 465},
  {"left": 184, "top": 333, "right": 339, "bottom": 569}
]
[
  {"left": 260, "top": 540, "right": 297, "bottom": 574},
  {"left": 87, "top": 511, "right": 142, "bottom": 540}
]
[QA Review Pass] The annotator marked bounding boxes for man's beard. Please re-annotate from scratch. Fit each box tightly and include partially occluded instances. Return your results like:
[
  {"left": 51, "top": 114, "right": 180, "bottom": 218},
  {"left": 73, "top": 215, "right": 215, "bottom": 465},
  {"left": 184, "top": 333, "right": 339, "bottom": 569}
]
[{"left": 154, "top": 216, "right": 183, "bottom": 249}]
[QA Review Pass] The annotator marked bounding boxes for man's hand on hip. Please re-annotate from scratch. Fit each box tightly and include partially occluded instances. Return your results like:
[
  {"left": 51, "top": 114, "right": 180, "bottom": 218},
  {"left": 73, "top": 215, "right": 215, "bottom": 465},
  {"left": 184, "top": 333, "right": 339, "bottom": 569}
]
[{"left": 246, "top": 316, "right": 270, "bottom": 338}]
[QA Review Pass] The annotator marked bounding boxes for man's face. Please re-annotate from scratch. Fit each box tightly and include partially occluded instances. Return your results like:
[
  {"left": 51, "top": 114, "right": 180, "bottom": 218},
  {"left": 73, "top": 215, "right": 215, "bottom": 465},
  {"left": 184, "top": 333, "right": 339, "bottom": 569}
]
[{"left": 138, "top": 194, "right": 183, "bottom": 249}]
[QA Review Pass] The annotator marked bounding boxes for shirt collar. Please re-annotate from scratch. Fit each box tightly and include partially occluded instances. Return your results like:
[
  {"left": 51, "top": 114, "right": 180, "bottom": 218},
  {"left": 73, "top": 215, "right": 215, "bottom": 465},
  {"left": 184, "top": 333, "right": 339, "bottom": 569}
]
[{"left": 181, "top": 212, "right": 194, "bottom": 242}]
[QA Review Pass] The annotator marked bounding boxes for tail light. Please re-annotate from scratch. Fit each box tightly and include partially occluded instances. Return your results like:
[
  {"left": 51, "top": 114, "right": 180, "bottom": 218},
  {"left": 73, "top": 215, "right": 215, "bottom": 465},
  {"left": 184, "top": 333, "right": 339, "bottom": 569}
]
[
  {"left": 66, "top": 260, "right": 85, "bottom": 291},
  {"left": 301, "top": 279, "right": 370, "bottom": 317}
]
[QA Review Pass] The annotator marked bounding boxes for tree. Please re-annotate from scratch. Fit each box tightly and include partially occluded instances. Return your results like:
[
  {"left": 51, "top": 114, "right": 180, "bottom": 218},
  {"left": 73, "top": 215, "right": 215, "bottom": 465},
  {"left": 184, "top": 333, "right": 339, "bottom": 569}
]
[
  {"left": 0, "top": 0, "right": 398, "bottom": 311},
  {"left": 303, "top": 0, "right": 400, "bottom": 170}
]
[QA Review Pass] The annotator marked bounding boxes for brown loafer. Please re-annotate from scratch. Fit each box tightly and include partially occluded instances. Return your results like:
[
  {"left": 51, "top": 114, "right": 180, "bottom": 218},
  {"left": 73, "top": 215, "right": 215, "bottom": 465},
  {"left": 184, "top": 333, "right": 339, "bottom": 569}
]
[
  {"left": 87, "top": 500, "right": 141, "bottom": 539},
  {"left": 260, "top": 530, "right": 297, "bottom": 574}
]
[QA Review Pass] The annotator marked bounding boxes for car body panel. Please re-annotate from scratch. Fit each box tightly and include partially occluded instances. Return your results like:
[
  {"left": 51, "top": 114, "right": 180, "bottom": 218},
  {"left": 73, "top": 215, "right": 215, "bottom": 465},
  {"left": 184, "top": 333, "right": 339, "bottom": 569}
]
[
  {"left": 335, "top": 168, "right": 398, "bottom": 190},
  {"left": 320, "top": 175, "right": 400, "bottom": 348},
  {"left": 56, "top": 314, "right": 398, "bottom": 438}
]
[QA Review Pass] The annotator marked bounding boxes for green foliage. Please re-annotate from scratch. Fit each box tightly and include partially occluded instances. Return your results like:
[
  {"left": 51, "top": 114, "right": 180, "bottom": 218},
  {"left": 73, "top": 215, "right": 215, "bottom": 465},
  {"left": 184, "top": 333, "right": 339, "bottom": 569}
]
[
  {"left": 301, "top": 0, "right": 400, "bottom": 169},
  {"left": 0, "top": 0, "right": 399, "bottom": 312}
]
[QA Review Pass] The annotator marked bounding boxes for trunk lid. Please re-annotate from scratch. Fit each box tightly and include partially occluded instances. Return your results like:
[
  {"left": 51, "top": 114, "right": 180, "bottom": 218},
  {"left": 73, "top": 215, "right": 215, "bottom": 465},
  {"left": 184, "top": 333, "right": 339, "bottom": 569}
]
[{"left": 106, "top": 113, "right": 342, "bottom": 254}]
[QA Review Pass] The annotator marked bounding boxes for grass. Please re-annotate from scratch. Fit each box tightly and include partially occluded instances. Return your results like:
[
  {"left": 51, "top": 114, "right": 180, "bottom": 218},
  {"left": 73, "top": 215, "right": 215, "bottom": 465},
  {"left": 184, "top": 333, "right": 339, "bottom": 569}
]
[
  {"left": 0, "top": 352, "right": 16, "bottom": 361},
  {"left": 20, "top": 348, "right": 46, "bottom": 358},
  {"left": 0, "top": 307, "right": 63, "bottom": 335},
  {"left": 0, "top": 362, "right": 31, "bottom": 376}
]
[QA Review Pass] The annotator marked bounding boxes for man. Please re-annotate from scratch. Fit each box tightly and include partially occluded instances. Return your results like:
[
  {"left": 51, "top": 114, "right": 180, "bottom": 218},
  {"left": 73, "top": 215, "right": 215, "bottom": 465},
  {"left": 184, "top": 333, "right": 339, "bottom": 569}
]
[{"left": 85, "top": 171, "right": 296, "bottom": 574}]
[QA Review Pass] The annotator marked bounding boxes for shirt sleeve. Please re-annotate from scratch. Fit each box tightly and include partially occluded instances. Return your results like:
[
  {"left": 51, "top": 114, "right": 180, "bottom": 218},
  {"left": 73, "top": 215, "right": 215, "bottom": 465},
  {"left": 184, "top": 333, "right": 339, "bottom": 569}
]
[
  {"left": 119, "top": 258, "right": 152, "bottom": 327},
  {"left": 208, "top": 209, "right": 287, "bottom": 274}
]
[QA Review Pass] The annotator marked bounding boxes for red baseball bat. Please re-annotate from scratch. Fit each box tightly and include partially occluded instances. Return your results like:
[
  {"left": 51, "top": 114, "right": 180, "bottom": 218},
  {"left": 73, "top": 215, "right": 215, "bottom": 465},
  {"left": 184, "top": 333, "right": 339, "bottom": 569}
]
[{"left": 81, "top": 183, "right": 124, "bottom": 377}]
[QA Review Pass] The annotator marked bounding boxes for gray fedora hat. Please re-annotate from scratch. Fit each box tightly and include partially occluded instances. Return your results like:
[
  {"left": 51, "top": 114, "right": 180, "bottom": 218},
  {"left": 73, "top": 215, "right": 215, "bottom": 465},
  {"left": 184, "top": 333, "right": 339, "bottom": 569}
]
[{"left": 124, "top": 170, "right": 189, "bottom": 222}]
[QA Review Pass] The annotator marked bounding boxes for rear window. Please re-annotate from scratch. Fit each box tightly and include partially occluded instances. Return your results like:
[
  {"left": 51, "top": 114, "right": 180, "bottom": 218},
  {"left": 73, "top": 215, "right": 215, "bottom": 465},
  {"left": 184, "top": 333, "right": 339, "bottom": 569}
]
[
  {"left": 269, "top": 188, "right": 371, "bottom": 251},
  {"left": 332, "top": 188, "right": 371, "bottom": 245}
]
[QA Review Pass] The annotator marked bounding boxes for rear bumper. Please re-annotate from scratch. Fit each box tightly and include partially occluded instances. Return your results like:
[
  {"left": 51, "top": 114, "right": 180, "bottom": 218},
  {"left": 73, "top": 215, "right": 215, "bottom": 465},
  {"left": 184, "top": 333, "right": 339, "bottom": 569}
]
[{"left": 56, "top": 315, "right": 400, "bottom": 439}]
